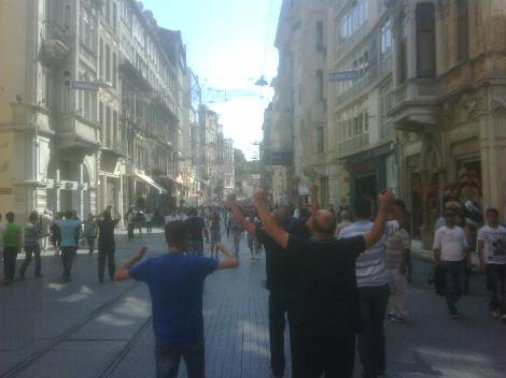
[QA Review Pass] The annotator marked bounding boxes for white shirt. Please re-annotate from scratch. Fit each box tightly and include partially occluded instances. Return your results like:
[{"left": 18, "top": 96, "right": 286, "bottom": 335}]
[
  {"left": 477, "top": 225, "right": 506, "bottom": 265},
  {"left": 433, "top": 226, "right": 468, "bottom": 261}
]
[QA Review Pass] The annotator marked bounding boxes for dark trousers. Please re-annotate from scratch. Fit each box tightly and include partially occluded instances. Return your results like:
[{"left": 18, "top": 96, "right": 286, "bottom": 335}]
[
  {"left": 297, "top": 330, "right": 356, "bottom": 378},
  {"left": 358, "top": 284, "right": 390, "bottom": 378},
  {"left": 20, "top": 245, "right": 41, "bottom": 278},
  {"left": 86, "top": 236, "right": 96, "bottom": 254},
  {"left": 442, "top": 260, "right": 464, "bottom": 315},
  {"left": 61, "top": 247, "right": 76, "bottom": 281},
  {"left": 127, "top": 222, "right": 135, "bottom": 240},
  {"left": 486, "top": 264, "right": 506, "bottom": 315},
  {"left": 3, "top": 246, "right": 18, "bottom": 283},
  {"left": 268, "top": 290, "right": 297, "bottom": 377},
  {"left": 155, "top": 340, "right": 205, "bottom": 378},
  {"left": 98, "top": 248, "right": 116, "bottom": 281}
]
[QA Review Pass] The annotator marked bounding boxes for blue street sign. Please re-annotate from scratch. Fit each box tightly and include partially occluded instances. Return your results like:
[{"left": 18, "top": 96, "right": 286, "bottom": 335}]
[
  {"left": 328, "top": 70, "right": 359, "bottom": 81},
  {"left": 70, "top": 80, "right": 101, "bottom": 91}
]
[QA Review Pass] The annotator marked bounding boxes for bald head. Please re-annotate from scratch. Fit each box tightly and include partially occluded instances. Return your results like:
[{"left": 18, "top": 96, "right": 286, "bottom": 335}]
[
  {"left": 274, "top": 206, "right": 290, "bottom": 225},
  {"left": 311, "top": 209, "right": 337, "bottom": 236}
]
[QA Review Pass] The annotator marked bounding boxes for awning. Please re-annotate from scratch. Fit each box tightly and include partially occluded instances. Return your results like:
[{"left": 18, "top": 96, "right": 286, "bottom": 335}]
[{"left": 134, "top": 171, "right": 167, "bottom": 194}]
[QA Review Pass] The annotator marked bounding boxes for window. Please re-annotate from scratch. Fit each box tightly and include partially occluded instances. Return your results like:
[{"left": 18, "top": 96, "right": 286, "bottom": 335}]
[
  {"left": 398, "top": 14, "right": 408, "bottom": 83},
  {"left": 105, "top": 45, "right": 111, "bottom": 82},
  {"left": 113, "top": 2, "right": 117, "bottom": 31},
  {"left": 316, "top": 21, "right": 324, "bottom": 52},
  {"left": 99, "top": 101, "right": 104, "bottom": 141},
  {"left": 381, "top": 19, "right": 393, "bottom": 55},
  {"left": 106, "top": 106, "right": 111, "bottom": 147},
  {"left": 338, "top": 0, "right": 367, "bottom": 42},
  {"left": 99, "top": 39, "right": 104, "bottom": 77},
  {"left": 457, "top": 0, "right": 469, "bottom": 61},
  {"left": 317, "top": 127, "right": 324, "bottom": 153},
  {"left": 416, "top": 3, "right": 436, "bottom": 78},
  {"left": 316, "top": 70, "right": 324, "bottom": 103},
  {"left": 112, "top": 52, "right": 117, "bottom": 87},
  {"left": 80, "top": 8, "right": 97, "bottom": 53}
]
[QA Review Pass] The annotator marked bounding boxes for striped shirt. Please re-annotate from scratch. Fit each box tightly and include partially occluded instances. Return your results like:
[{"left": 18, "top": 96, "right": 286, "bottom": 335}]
[{"left": 338, "top": 220, "right": 395, "bottom": 288}]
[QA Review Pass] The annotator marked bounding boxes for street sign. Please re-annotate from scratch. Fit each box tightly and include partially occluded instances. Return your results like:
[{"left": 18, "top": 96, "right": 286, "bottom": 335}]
[
  {"left": 70, "top": 80, "right": 101, "bottom": 91},
  {"left": 328, "top": 70, "right": 359, "bottom": 81}
]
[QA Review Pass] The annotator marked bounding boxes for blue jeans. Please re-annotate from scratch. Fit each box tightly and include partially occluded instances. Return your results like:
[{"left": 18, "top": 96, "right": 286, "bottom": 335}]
[
  {"left": 443, "top": 260, "right": 464, "bottom": 315},
  {"left": 155, "top": 341, "right": 204, "bottom": 378},
  {"left": 61, "top": 247, "right": 76, "bottom": 281},
  {"left": 358, "top": 284, "right": 390, "bottom": 378},
  {"left": 188, "top": 241, "right": 204, "bottom": 256}
]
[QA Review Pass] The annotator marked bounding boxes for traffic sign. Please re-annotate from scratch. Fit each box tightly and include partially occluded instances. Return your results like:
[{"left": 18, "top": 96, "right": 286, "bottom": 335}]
[{"left": 328, "top": 70, "right": 359, "bottom": 81}]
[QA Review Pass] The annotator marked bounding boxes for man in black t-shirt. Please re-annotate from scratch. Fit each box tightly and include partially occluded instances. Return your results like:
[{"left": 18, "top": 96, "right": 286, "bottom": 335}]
[
  {"left": 252, "top": 188, "right": 395, "bottom": 378},
  {"left": 228, "top": 196, "right": 301, "bottom": 378},
  {"left": 184, "top": 208, "right": 208, "bottom": 256}
]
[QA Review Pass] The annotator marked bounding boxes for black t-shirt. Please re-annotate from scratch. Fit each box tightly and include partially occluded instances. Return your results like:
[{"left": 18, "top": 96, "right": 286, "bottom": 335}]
[
  {"left": 98, "top": 218, "right": 119, "bottom": 249},
  {"left": 256, "top": 227, "right": 298, "bottom": 293},
  {"left": 185, "top": 216, "right": 206, "bottom": 242},
  {"left": 286, "top": 234, "right": 366, "bottom": 336}
]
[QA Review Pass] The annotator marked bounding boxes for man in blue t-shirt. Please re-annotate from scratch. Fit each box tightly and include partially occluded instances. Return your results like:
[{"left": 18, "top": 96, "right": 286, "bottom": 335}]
[
  {"left": 55, "top": 210, "right": 82, "bottom": 282},
  {"left": 114, "top": 220, "right": 238, "bottom": 378}
]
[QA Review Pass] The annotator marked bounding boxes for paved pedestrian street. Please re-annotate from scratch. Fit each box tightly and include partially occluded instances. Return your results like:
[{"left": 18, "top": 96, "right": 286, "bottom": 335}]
[{"left": 1, "top": 230, "right": 506, "bottom": 378}]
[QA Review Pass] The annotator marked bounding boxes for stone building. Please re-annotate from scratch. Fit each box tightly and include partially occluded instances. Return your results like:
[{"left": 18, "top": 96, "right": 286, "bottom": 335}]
[
  {"left": 389, "top": 0, "right": 506, "bottom": 245},
  {"left": 0, "top": 0, "right": 191, "bottom": 221},
  {"left": 269, "top": 0, "right": 506, "bottom": 244},
  {"left": 224, "top": 137, "right": 235, "bottom": 196}
]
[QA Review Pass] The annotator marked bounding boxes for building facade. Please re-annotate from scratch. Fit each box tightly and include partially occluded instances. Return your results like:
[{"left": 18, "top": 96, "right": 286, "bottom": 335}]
[
  {"left": 269, "top": 0, "right": 506, "bottom": 244},
  {"left": 0, "top": 0, "right": 193, "bottom": 221}
]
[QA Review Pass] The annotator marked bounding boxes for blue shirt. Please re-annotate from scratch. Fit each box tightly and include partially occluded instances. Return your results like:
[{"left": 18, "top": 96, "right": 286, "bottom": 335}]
[
  {"left": 338, "top": 220, "right": 394, "bottom": 288},
  {"left": 129, "top": 253, "right": 218, "bottom": 347},
  {"left": 55, "top": 219, "right": 82, "bottom": 248}
]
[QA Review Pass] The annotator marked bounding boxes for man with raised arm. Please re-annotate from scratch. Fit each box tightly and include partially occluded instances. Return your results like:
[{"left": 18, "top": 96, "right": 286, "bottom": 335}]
[
  {"left": 252, "top": 188, "right": 395, "bottom": 378},
  {"left": 227, "top": 190, "right": 313, "bottom": 378},
  {"left": 114, "top": 220, "right": 238, "bottom": 378}
]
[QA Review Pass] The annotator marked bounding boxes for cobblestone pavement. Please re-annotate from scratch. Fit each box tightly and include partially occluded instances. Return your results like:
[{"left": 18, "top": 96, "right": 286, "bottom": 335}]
[{"left": 1, "top": 229, "right": 505, "bottom": 378}]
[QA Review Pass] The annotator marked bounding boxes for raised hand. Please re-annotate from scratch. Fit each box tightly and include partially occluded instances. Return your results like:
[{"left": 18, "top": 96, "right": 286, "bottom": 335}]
[{"left": 253, "top": 189, "right": 264, "bottom": 203}]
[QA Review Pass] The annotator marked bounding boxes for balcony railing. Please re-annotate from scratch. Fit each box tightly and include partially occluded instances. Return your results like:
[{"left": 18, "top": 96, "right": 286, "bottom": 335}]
[{"left": 337, "top": 133, "right": 369, "bottom": 156}]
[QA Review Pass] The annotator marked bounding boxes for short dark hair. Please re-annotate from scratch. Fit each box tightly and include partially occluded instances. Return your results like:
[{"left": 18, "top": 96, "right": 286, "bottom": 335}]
[
  {"left": 353, "top": 198, "right": 372, "bottom": 219},
  {"left": 165, "top": 220, "right": 187, "bottom": 246},
  {"left": 65, "top": 209, "right": 74, "bottom": 219},
  {"left": 486, "top": 208, "right": 499, "bottom": 216},
  {"left": 6, "top": 212, "right": 14, "bottom": 222}
]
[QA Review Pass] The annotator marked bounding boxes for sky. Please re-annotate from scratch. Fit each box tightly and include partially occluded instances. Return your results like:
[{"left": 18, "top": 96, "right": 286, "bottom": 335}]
[{"left": 141, "top": 0, "right": 282, "bottom": 160}]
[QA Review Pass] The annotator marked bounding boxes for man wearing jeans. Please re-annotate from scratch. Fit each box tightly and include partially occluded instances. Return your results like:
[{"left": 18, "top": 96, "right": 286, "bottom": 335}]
[
  {"left": 55, "top": 210, "right": 82, "bottom": 282},
  {"left": 338, "top": 198, "right": 393, "bottom": 378},
  {"left": 114, "top": 221, "right": 238, "bottom": 378},
  {"left": 184, "top": 208, "right": 208, "bottom": 255},
  {"left": 433, "top": 209, "right": 470, "bottom": 318},
  {"left": 477, "top": 208, "right": 506, "bottom": 323}
]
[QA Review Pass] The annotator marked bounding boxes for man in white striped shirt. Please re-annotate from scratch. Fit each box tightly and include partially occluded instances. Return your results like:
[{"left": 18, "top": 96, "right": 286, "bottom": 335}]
[{"left": 338, "top": 197, "right": 394, "bottom": 378}]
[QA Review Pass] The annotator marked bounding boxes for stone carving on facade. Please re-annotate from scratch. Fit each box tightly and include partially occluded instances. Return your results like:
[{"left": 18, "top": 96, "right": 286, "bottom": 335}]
[
  {"left": 461, "top": 94, "right": 484, "bottom": 120},
  {"left": 491, "top": 99, "right": 506, "bottom": 114}
]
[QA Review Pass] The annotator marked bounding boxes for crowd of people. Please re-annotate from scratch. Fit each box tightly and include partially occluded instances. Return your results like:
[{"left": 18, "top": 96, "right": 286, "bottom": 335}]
[{"left": 2, "top": 186, "right": 505, "bottom": 378}]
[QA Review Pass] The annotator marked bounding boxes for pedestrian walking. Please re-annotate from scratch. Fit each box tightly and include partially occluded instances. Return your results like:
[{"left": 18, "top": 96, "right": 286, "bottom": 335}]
[
  {"left": 40, "top": 209, "right": 53, "bottom": 251},
  {"left": 50, "top": 212, "right": 62, "bottom": 256},
  {"left": 477, "top": 208, "right": 506, "bottom": 323},
  {"left": 20, "top": 211, "right": 46, "bottom": 279},
  {"left": 246, "top": 214, "right": 262, "bottom": 260},
  {"left": 339, "top": 198, "right": 393, "bottom": 378},
  {"left": 228, "top": 195, "right": 300, "bottom": 378},
  {"left": 386, "top": 201, "right": 411, "bottom": 322},
  {"left": 145, "top": 210, "right": 153, "bottom": 233},
  {"left": 209, "top": 211, "right": 222, "bottom": 258},
  {"left": 55, "top": 210, "right": 82, "bottom": 282},
  {"left": 184, "top": 208, "right": 208, "bottom": 255},
  {"left": 114, "top": 220, "right": 239, "bottom": 378},
  {"left": 2, "top": 212, "right": 22, "bottom": 286},
  {"left": 253, "top": 188, "right": 395, "bottom": 378},
  {"left": 84, "top": 213, "right": 98, "bottom": 254},
  {"left": 97, "top": 210, "right": 120, "bottom": 283},
  {"left": 227, "top": 213, "right": 243, "bottom": 257},
  {"left": 433, "top": 209, "right": 470, "bottom": 319}
]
